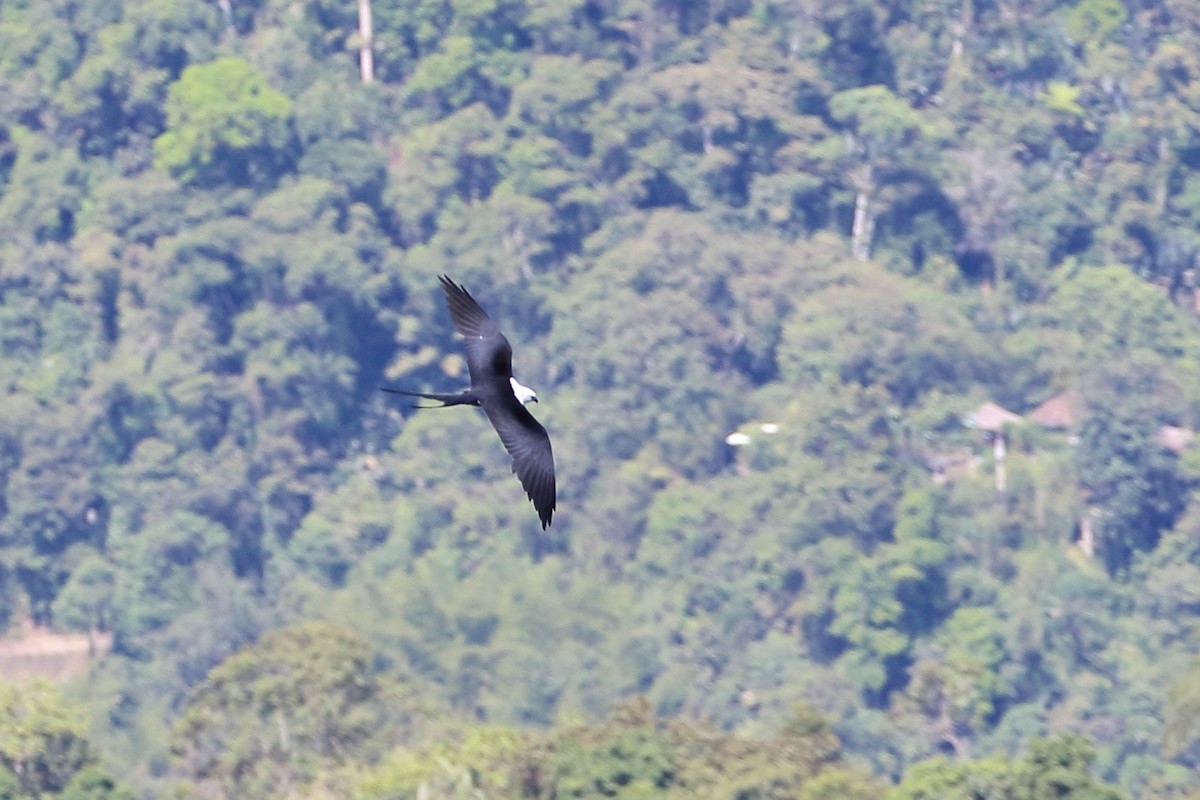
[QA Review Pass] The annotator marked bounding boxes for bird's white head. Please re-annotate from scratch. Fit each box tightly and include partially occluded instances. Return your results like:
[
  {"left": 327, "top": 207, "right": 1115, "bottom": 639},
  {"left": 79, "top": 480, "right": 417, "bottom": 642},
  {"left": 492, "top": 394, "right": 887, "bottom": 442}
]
[{"left": 510, "top": 377, "right": 539, "bottom": 405}]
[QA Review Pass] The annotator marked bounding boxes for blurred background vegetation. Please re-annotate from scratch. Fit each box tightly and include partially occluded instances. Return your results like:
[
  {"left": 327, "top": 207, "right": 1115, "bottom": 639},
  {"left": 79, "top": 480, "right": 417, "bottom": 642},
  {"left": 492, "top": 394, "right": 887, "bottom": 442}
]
[{"left": 2, "top": 0, "right": 1200, "bottom": 797}]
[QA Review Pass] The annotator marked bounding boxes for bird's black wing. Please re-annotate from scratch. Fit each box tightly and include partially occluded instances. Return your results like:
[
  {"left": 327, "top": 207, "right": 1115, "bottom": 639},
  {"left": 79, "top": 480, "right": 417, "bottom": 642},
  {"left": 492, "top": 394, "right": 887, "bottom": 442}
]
[
  {"left": 439, "top": 275, "right": 553, "bottom": 526},
  {"left": 438, "top": 275, "right": 514, "bottom": 384},
  {"left": 483, "top": 398, "right": 556, "bottom": 529}
]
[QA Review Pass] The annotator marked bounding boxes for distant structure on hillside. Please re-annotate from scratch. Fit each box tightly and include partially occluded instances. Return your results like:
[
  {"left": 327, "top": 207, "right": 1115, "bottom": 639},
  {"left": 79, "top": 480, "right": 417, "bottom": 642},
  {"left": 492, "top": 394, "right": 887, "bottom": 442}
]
[
  {"left": 964, "top": 401, "right": 1022, "bottom": 492},
  {"left": 1027, "top": 391, "right": 1082, "bottom": 430},
  {"left": 724, "top": 422, "right": 782, "bottom": 476},
  {"left": 961, "top": 392, "right": 1196, "bottom": 559},
  {"left": 1158, "top": 425, "right": 1196, "bottom": 453}
]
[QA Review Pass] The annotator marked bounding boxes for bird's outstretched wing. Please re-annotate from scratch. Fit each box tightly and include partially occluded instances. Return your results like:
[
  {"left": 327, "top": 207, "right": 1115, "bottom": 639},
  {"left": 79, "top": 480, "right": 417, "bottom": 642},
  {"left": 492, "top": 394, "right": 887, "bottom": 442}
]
[
  {"left": 439, "top": 274, "right": 498, "bottom": 338},
  {"left": 484, "top": 396, "right": 556, "bottom": 529},
  {"left": 439, "top": 275, "right": 513, "bottom": 382}
]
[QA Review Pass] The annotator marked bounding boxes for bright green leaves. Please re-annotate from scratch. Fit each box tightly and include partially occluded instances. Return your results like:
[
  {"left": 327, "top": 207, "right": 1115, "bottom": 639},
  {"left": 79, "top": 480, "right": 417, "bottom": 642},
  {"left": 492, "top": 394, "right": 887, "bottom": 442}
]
[
  {"left": 807, "top": 486, "right": 952, "bottom": 700},
  {"left": 172, "top": 622, "right": 381, "bottom": 798},
  {"left": 828, "top": 85, "right": 925, "bottom": 154},
  {"left": 0, "top": 681, "right": 91, "bottom": 796},
  {"left": 779, "top": 260, "right": 991, "bottom": 405},
  {"left": 1041, "top": 266, "right": 1200, "bottom": 375},
  {"left": 0, "top": 681, "right": 132, "bottom": 799},
  {"left": 552, "top": 716, "right": 672, "bottom": 798},
  {"left": 355, "top": 724, "right": 531, "bottom": 798},
  {"left": 110, "top": 510, "right": 232, "bottom": 636},
  {"left": 384, "top": 103, "right": 502, "bottom": 244},
  {"left": 825, "top": 85, "right": 936, "bottom": 260},
  {"left": 407, "top": 35, "right": 480, "bottom": 106},
  {"left": 1043, "top": 81, "right": 1086, "bottom": 117},
  {"left": 890, "top": 734, "right": 1127, "bottom": 800},
  {"left": 0, "top": 126, "right": 86, "bottom": 244},
  {"left": 51, "top": 554, "right": 115, "bottom": 635},
  {"left": 293, "top": 82, "right": 389, "bottom": 202},
  {"left": 286, "top": 471, "right": 391, "bottom": 590},
  {"left": 399, "top": 0, "right": 534, "bottom": 114},
  {"left": 352, "top": 698, "right": 869, "bottom": 800},
  {"left": 153, "top": 57, "right": 294, "bottom": 186},
  {"left": 1164, "top": 662, "right": 1200, "bottom": 761},
  {"left": 1064, "top": 0, "right": 1128, "bottom": 47},
  {"left": 894, "top": 607, "right": 1010, "bottom": 755}
]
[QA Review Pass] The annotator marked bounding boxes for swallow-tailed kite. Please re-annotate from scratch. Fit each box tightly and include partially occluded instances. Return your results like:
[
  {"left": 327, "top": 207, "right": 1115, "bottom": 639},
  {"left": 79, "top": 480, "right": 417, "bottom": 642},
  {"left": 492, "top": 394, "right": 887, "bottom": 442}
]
[{"left": 384, "top": 276, "right": 556, "bottom": 528}]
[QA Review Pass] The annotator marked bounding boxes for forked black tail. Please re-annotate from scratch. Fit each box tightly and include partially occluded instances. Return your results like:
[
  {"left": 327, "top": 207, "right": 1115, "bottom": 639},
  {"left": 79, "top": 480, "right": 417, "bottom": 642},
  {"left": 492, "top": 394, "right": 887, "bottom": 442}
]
[{"left": 380, "top": 388, "right": 479, "bottom": 409}]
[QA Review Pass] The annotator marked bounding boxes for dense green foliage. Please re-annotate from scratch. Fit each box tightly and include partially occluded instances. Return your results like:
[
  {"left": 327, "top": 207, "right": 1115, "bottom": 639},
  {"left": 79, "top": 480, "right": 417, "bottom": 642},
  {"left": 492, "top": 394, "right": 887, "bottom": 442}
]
[
  {"left": 2, "top": 0, "right": 1200, "bottom": 797},
  {"left": 0, "top": 681, "right": 131, "bottom": 799}
]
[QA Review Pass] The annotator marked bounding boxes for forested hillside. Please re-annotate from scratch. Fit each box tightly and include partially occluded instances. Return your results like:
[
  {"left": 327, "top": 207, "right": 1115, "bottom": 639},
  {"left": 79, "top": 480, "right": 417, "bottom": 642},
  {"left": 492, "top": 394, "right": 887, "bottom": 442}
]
[{"left": 2, "top": 0, "right": 1200, "bottom": 797}]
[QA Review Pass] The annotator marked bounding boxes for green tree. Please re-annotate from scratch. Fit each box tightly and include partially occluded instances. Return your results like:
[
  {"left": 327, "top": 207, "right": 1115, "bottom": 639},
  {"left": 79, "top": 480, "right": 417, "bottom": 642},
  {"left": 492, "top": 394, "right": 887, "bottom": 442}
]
[
  {"left": 153, "top": 57, "right": 294, "bottom": 186},
  {"left": 172, "top": 621, "right": 382, "bottom": 799},
  {"left": 1076, "top": 393, "right": 1192, "bottom": 575},
  {"left": 552, "top": 702, "right": 672, "bottom": 799},
  {"left": 59, "top": 765, "right": 136, "bottom": 800},
  {"left": 51, "top": 554, "right": 114, "bottom": 638},
  {"left": 0, "top": 127, "right": 86, "bottom": 244},
  {"left": 0, "top": 681, "right": 88, "bottom": 795},
  {"left": 823, "top": 85, "right": 933, "bottom": 260},
  {"left": 0, "top": 681, "right": 130, "bottom": 799},
  {"left": 890, "top": 734, "right": 1127, "bottom": 800},
  {"left": 1164, "top": 661, "right": 1200, "bottom": 762},
  {"left": 893, "top": 607, "right": 1010, "bottom": 760},
  {"left": 777, "top": 259, "right": 993, "bottom": 406}
]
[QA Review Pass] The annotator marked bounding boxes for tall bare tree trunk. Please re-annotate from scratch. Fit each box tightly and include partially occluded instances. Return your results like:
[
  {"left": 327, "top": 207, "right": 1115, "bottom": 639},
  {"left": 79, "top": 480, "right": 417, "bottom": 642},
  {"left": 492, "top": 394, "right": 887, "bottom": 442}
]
[
  {"left": 1078, "top": 508, "right": 1097, "bottom": 557},
  {"left": 952, "top": 0, "right": 971, "bottom": 60},
  {"left": 1155, "top": 136, "right": 1170, "bottom": 214},
  {"left": 849, "top": 158, "right": 876, "bottom": 261},
  {"left": 993, "top": 434, "right": 1007, "bottom": 493},
  {"left": 217, "top": 0, "right": 234, "bottom": 35},
  {"left": 358, "top": 0, "right": 375, "bottom": 84},
  {"left": 850, "top": 191, "right": 873, "bottom": 261},
  {"left": 850, "top": 167, "right": 875, "bottom": 261}
]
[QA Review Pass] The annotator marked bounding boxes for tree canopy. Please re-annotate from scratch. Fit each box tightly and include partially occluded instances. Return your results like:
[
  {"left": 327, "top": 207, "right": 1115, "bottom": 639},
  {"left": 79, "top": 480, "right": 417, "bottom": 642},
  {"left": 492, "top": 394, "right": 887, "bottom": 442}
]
[{"left": 0, "top": 0, "right": 1199, "bottom": 798}]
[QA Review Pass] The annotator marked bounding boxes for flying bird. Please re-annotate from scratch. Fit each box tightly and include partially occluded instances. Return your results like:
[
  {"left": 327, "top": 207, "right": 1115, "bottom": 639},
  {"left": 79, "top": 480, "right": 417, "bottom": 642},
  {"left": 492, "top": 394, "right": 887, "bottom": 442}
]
[{"left": 383, "top": 275, "right": 556, "bottom": 528}]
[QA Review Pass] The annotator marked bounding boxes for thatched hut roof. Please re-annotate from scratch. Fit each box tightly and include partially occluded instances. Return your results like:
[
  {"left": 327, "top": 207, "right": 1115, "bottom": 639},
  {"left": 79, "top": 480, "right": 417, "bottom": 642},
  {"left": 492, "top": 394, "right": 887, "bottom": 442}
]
[
  {"left": 966, "top": 401, "right": 1022, "bottom": 432},
  {"left": 1157, "top": 425, "right": 1195, "bottom": 453},
  {"left": 1029, "top": 391, "right": 1082, "bottom": 430}
]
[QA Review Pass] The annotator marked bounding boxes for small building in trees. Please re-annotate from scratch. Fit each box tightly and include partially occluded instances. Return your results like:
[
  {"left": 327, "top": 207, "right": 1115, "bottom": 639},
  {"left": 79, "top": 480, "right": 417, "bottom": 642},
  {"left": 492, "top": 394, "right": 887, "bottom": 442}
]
[
  {"left": 1158, "top": 425, "right": 1196, "bottom": 453},
  {"left": 964, "top": 401, "right": 1022, "bottom": 492},
  {"left": 1028, "top": 390, "right": 1082, "bottom": 430}
]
